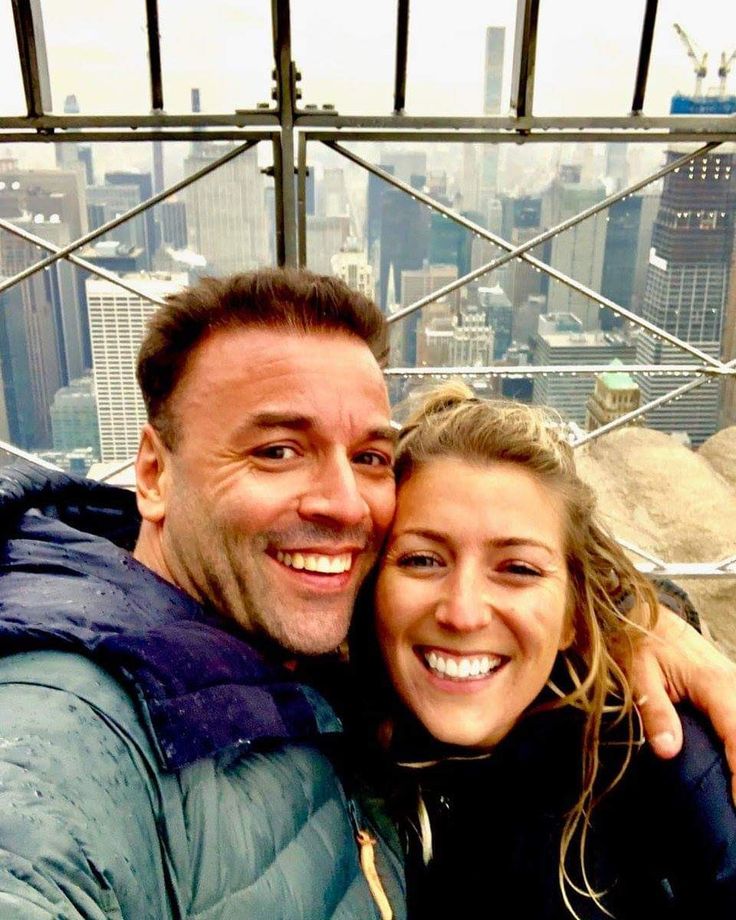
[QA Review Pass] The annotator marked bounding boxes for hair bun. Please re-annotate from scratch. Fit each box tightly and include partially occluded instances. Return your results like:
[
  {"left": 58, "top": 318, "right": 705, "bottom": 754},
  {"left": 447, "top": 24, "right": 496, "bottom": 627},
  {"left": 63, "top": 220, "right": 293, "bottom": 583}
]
[{"left": 417, "top": 379, "right": 475, "bottom": 419}]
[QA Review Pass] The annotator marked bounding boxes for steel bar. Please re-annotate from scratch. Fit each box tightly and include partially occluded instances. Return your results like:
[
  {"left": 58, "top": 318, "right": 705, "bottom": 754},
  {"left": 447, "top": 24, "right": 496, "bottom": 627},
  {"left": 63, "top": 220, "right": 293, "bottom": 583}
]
[
  {"left": 0, "top": 130, "right": 274, "bottom": 145},
  {"left": 11, "top": 0, "right": 52, "bottom": 118},
  {"left": 271, "top": 0, "right": 298, "bottom": 266},
  {"left": 328, "top": 140, "right": 724, "bottom": 368},
  {"left": 297, "top": 132, "right": 308, "bottom": 267},
  {"left": 0, "top": 114, "right": 278, "bottom": 129},
  {"left": 305, "top": 130, "right": 736, "bottom": 145},
  {"left": 0, "top": 218, "right": 167, "bottom": 306},
  {"left": 0, "top": 439, "right": 61, "bottom": 471},
  {"left": 296, "top": 113, "right": 736, "bottom": 130},
  {"left": 384, "top": 365, "right": 732, "bottom": 378},
  {"left": 631, "top": 563, "right": 736, "bottom": 578},
  {"left": 617, "top": 538, "right": 667, "bottom": 568},
  {"left": 145, "top": 0, "right": 165, "bottom": 112},
  {"left": 0, "top": 140, "right": 258, "bottom": 297},
  {"left": 510, "top": 0, "right": 540, "bottom": 117},
  {"left": 393, "top": 0, "right": 410, "bottom": 114},
  {"left": 3, "top": 113, "right": 735, "bottom": 133},
  {"left": 96, "top": 458, "right": 136, "bottom": 483},
  {"left": 631, "top": 0, "right": 659, "bottom": 114}
]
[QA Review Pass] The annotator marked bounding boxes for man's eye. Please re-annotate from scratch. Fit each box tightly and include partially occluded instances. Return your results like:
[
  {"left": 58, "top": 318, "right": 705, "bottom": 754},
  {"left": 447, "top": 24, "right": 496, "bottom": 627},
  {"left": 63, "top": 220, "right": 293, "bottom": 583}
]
[
  {"left": 354, "top": 450, "right": 393, "bottom": 468},
  {"left": 398, "top": 552, "right": 443, "bottom": 569},
  {"left": 255, "top": 445, "right": 298, "bottom": 460}
]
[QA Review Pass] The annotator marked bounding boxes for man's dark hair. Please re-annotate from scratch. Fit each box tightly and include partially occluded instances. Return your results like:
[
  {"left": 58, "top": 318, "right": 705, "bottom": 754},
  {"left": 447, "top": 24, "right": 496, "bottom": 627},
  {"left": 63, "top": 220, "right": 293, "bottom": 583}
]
[{"left": 137, "top": 268, "right": 389, "bottom": 448}]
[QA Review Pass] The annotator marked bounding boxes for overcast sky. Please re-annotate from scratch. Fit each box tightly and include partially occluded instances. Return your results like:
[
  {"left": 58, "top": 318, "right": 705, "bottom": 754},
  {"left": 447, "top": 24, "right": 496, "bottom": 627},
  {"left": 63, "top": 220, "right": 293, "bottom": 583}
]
[
  {"left": 1, "top": 0, "right": 734, "bottom": 180},
  {"left": 1, "top": 1, "right": 734, "bottom": 118}
]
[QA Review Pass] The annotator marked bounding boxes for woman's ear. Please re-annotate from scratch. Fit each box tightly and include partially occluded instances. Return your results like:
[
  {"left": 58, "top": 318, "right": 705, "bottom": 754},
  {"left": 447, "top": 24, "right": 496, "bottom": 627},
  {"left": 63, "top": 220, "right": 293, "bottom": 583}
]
[{"left": 135, "top": 424, "right": 170, "bottom": 524}]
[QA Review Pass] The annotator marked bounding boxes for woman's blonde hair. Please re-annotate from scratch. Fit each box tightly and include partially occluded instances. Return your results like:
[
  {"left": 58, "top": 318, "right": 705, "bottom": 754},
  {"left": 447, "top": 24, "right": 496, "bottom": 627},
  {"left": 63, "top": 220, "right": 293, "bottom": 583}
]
[{"left": 394, "top": 381, "right": 659, "bottom": 916}]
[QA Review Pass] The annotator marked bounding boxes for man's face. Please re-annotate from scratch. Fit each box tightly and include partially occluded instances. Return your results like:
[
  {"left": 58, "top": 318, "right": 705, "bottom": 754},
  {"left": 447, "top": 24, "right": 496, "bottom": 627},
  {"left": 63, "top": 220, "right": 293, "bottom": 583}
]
[{"left": 152, "top": 326, "right": 396, "bottom": 655}]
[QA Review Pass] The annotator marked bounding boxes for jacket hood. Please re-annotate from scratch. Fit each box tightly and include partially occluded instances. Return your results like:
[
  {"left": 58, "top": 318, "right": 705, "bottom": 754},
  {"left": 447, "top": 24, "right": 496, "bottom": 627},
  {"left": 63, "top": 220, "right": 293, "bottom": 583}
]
[{"left": 0, "top": 461, "right": 341, "bottom": 771}]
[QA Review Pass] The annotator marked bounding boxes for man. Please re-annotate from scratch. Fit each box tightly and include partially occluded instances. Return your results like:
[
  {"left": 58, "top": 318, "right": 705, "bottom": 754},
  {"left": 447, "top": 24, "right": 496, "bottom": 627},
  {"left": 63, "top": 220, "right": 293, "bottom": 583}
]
[{"left": 0, "top": 268, "right": 733, "bottom": 918}]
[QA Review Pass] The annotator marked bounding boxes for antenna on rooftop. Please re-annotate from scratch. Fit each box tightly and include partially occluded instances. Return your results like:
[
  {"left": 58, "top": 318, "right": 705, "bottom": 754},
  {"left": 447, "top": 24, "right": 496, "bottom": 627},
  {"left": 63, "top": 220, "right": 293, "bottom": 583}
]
[{"left": 673, "top": 23, "right": 708, "bottom": 96}]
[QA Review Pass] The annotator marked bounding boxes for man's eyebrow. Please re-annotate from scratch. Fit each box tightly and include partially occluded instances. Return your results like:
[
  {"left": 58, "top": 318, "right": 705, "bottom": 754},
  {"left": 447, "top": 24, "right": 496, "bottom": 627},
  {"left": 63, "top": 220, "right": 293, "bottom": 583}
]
[
  {"left": 240, "top": 413, "right": 398, "bottom": 443},
  {"left": 249, "top": 412, "right": 313, "bottom": 431}
]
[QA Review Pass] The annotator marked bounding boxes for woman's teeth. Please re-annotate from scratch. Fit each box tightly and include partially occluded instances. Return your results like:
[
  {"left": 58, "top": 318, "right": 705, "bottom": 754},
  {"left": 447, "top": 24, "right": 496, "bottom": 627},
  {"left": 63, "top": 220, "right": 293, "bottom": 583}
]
[
  {"left": 424, "top": 650, "right": 503, "bottom": 680},
  {"left": 275, "top": 550, "right": 352, "bottom": 574}
]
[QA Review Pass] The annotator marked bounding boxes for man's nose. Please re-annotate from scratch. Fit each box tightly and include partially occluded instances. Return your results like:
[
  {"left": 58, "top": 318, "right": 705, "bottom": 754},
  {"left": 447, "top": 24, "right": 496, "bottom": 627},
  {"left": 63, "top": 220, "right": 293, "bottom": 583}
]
[
  {"left": 434, "top": 567, "right": 493, "bottom": 633},
  {"left": 298, "top": 454, "right": 370, "bottom": 527}
]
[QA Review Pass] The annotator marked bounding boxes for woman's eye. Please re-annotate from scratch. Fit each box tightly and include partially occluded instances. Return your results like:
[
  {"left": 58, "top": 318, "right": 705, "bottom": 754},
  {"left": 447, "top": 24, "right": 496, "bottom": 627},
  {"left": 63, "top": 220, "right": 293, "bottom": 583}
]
[
  {"left": 398, "top": 553, "right": 442, "bottom": 569},
  {"left": 504, "top": 562, "right": 542, "bottom": 577}
]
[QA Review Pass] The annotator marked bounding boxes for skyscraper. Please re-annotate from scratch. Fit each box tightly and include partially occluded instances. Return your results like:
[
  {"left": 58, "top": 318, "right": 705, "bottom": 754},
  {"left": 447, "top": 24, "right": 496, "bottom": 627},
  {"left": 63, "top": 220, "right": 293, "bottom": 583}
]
[
  {"left": 183, "top": 142, "right": 268, "bottom": 276},
  {"left": 542, "top": 166, "right": 608, "bottom": 330},
  {"left": 635, "top": 146, "right": 735, "bottom": 445},
  {"left": 86, "top": 274, "right": 187, "bottom": 460},
  {"left": 477, "top": 27, "right": 505, "bottom": 227}
]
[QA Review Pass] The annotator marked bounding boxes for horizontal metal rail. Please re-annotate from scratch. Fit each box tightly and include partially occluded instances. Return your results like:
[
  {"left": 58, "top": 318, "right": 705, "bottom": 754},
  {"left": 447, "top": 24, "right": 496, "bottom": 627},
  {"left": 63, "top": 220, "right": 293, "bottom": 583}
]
[
  {"left": 385, "top": 365, "right": 733, "bottom": 378},
  {"left": 0, "top": 140, "right": 260, "bottom": 299}
]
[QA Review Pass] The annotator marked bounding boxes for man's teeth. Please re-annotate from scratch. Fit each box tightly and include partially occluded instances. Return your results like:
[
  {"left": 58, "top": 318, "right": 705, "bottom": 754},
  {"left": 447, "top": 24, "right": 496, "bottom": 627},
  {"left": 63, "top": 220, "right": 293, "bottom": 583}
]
[
  {"left": 275, "top": 550, "right": 352, "bottom": 574},
  {"left": 424, "top": 650, "right": 502, "bottom": 680}
]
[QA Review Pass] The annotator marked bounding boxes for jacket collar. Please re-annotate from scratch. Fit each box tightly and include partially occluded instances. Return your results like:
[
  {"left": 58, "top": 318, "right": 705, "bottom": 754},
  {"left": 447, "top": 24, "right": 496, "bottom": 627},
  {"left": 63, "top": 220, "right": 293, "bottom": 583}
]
[{"left": 0, "top": 462, "right": 342, "bottom": 771}]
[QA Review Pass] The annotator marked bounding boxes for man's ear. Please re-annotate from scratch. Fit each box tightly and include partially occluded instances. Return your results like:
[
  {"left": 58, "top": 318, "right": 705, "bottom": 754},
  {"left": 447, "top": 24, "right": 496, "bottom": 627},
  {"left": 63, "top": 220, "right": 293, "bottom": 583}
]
[{"left": 136, "top": 424, "right": 170, "bottom": 524}]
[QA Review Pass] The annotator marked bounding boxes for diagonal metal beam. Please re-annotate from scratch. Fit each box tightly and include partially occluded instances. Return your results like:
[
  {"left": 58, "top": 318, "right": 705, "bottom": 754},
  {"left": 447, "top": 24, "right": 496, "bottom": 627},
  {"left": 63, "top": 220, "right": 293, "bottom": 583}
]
[
  {"left": 393, "top": 0, "right": 410, "bottom": 115},
  {"left": 145, "top": 0, "right": 164, "bottom": 112},
  {"left": 0, "top": 438, "right": 62, "bottom": 471},
  {"left": 631, "top": 0, "right": 659, "bottom": 115},
  {"left": 509, "top": 0, "right": 540, "bottom": 117},
  {"left": 326, "top": 140, "right": 725, "bottom": 368},
  {"left": 0, "top": 218, "right": 167, "bottom": 306},
  {"left": 11, "top": 0, "right": 52, "bottom": 118},
  {"left": 0, "top": 140, "right": 258, "bottom": 298}
]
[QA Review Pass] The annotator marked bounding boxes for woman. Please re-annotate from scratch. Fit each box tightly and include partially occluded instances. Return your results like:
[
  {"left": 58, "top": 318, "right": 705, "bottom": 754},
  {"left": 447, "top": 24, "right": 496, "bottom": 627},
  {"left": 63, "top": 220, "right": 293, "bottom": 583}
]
[{"left": 356, "top": 382, "right": 736, "bottom": 919}]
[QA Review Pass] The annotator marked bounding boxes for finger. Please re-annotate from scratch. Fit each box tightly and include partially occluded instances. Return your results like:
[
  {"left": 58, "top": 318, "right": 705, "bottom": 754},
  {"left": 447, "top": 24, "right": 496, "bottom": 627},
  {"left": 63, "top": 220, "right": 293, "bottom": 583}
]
[{"left": 630, "top": 646, "right": 683, "bottom": 759}]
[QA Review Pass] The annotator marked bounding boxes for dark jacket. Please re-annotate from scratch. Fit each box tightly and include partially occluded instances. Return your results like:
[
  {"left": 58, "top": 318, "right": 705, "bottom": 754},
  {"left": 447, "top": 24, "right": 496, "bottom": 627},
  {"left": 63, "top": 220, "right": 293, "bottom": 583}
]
[
  {"left": 0, "top": 461, "right": 405, "bottom": 919},
  {"left": 397, "top": 704, "right": 736, "bottom": 919}
]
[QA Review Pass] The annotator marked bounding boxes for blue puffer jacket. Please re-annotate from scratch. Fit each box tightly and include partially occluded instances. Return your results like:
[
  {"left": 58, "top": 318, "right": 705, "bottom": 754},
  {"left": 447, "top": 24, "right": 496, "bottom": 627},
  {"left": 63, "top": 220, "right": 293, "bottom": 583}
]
[{"left": 0, "top": 462, "right": 406, "bottom": 919}]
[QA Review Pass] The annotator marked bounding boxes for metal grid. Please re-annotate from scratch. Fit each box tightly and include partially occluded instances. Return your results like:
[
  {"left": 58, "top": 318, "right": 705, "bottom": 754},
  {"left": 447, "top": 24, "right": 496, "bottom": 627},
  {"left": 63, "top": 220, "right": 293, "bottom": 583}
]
[{"left": 2, "top": 0, "right": 736, "bottom": 578}]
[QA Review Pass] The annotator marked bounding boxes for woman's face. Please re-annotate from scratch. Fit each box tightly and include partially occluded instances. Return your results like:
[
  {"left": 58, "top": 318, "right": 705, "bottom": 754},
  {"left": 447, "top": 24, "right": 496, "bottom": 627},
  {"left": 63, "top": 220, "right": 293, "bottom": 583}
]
[{"left": 375, "top": 457, "right": 572, "bottom": 749}]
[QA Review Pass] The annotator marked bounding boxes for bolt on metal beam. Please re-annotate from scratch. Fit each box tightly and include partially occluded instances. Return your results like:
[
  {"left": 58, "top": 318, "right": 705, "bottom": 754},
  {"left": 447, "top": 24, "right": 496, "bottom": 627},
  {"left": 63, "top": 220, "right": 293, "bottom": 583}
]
[
  {"left": 327, "top": 140, "right": 724, "bottom": 368},
  {"left": 0, "top": 140, "right": 259, "bottom": 298}
]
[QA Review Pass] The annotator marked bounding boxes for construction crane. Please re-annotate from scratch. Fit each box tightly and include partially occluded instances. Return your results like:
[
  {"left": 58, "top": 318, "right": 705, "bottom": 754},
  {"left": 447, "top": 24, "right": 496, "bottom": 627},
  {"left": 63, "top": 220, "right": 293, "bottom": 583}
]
[
  {"left": 673, "top": 23, "right": 708, "bottom": 96},
  {"left": 718, "top": 48, "right": 736, "bottom": 96}
]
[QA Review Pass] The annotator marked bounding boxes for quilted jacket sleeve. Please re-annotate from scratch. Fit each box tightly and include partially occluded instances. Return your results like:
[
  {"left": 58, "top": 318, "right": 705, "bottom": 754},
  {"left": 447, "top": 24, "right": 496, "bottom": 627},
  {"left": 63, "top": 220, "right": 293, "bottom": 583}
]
[
  {"left": 645, "top": 705, "right": 736, "bottom": 915},
  {"left": 0, "top": 651, "right": 182, "bottom": 920}
]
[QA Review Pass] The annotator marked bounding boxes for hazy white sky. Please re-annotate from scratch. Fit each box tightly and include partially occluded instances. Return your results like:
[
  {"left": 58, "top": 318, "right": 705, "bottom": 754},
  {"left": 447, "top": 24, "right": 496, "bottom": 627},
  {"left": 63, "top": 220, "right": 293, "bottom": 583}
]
[{"left": 1, "top": 0, "right": 734, "bottom": 119}]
